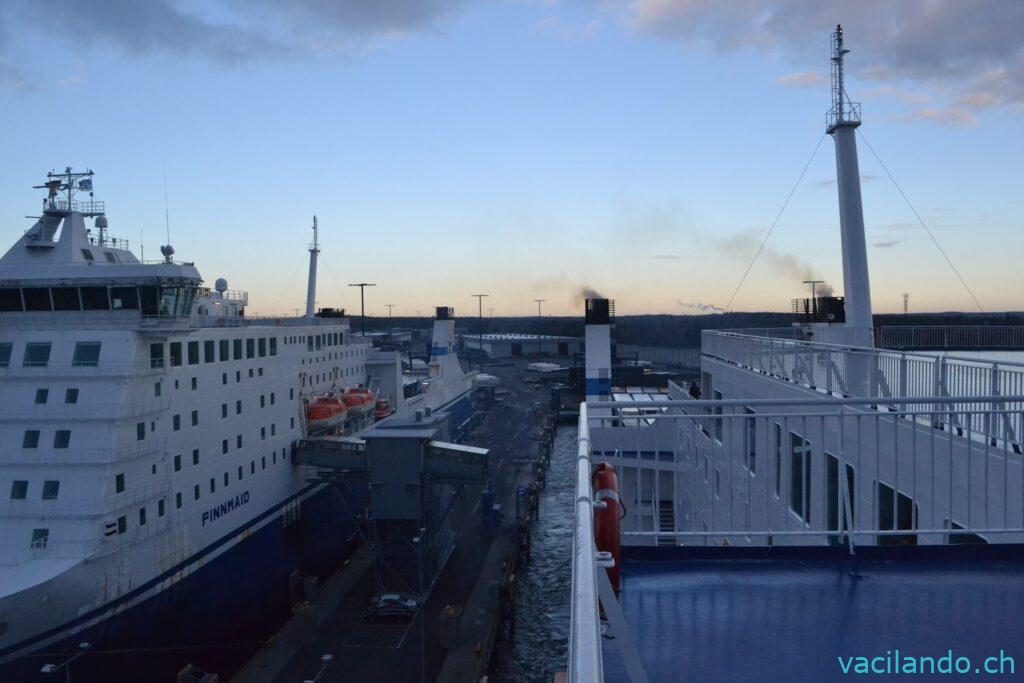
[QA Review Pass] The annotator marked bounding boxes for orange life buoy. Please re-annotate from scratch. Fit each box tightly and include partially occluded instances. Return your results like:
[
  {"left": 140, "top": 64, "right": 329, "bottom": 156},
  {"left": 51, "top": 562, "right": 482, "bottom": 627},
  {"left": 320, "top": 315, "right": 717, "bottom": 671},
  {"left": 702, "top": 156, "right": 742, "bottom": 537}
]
[{"left": 592, "top": 462, "right": 621, "bottom": 594}]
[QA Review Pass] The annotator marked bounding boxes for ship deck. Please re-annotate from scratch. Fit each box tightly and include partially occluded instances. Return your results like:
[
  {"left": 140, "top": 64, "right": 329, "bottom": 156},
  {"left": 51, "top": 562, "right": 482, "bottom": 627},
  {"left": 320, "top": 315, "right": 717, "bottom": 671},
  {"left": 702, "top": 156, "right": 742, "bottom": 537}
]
[{"left": 603, "top": 545, "right": 1024, "bottom": 682}]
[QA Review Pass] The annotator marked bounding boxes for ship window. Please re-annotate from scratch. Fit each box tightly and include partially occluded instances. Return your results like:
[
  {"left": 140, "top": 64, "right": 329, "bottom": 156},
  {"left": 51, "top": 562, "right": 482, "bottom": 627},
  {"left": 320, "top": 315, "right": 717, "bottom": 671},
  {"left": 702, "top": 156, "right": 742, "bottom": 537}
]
[
  {"left": 137, "top": 422, "right": 145, "bottom": 440},
  {"left": 271, "top": 424, "right": 276, "bottom": 436},
  {"left": 174, "top": 454, "right": 181, "bottom": 471},
  {"left": 176, "top": 492, "right": 182, "bottom": 509},
  {"left": 316, "top": 334, "right": 322, "bottom": 351},
  {"left": 31, "top": 528, "right": 49, "bottom": 548},
  {"left": 246, "top": 338, "right": 255, "bottom": 359},
  {"left": 262, "top": 456, "right": 266, "bottom": 469},
  {"left": 158, "top": 499, "right": 165, "bottom": 517},
  {"left": 22, "top": 430, "right": 40, "bottom": 448},
  {"left": 222, "top": 372, "right": 227, "bottom": 385},
  {"left": 173, "top": 414, "right": 181, "bottom": 431},
  {"left": 878, "top": 482, "right": 918, "bottom": 546},
  {"left": 51, "top": 286, "right": 82, "bottom": 311},
  {"left": 35, "top": 388, "right": 49, "bottom": 404},
  {"left": 170, "top": 342, "right": 182, "bottom": 367},
  {"left": 260, "top": 395, "right": 265, "bottom": 408},
  {"left": 187, "top": 341, "right": 199, "bottom": 365},
  {"left": 72, "top": 342, "right": 101, "bottom": 367},
  {"left": 269, "top": 337, "right": 277, "bottom": 356},
  {"left": 204, "top": 340, "right": 215, "bottom": 363},
  {"left": 260, "top": 427, "right": 266, "bottom": 440},
  {"left": 159, "top": 287, "right": 178, "bottom": 317},
  {"left": 42, "top": 481, "right": 59, "bottom": 500},
  {"left": 219, "top": 339, "right": 229, "bottom": 361},
  {"left": 714, "top": 468, "right": 721, "bottom": 498},
  {"left": 80, "top": 286, "right": 110, "bottom": 310},
  {"left": 946, "top": 520, "right": 987, "bottom": 545},
  {"left": 10, "top": 481, "right": 27, "bottom": 500},
  {"left": 270, "top": 392, "right": 275, "bottom": 405},
  {"left": 110, "top": 287, "right": 138, "bottom": 310},
  {"left": 221, "top": 403, "right": 227, "bottom": 418},
  {"left": 23, "top": 342, "right": 52, "bottom": 367},
  {"left": 105, "top": 251, "right": 117, "bottom": 263},
  {"left": 224, "top": 472, "right": 229, "bottom": 486},
  {"left": 22, "top": 287, "right": 52, "bottom": 311},
  {"left": 116, "top": 473, "right": 125, "bottom": 493},
  {"left": 773, "top": 423, "right": 782, "bottom": 498},
  {"left": 117, "top": 516, "right": 127, "bottom": 533},
  {"left": 139, "top": 507, "right": 147, "bottom": 526},
  {"left": 0, "top": 288, "right": 23, "bottom": 311},
  {"left": 236, "top": 434, "right": 243, "bottom": 448},
  {"left": 139, "top": 286, "right": 159, "bottom": 315},
  {"left": 222, "top": 439, "right": 228, "bottom": 454},
  {"left": 789, "top": 432, "right": 811, "bottom": 524},
  {"left": 210, "top": 478, "right": 216, "bottom": 493},
  {"left": 81, "top": 248, "right": 94, "bottom": 261},
  {"left": 191, "top": 410, "right": 198, "bottom": 426},
  {"left": 192, "top": 449, "right": 199, "bottom": 465},
  {"left": 194, "top": 485, "right": 200, "bottom": 501},
  {"left": 250, "top": 461, "right": 255, "bottom": 474},
  {"left": 0, "top": 343, "right": 11, "bottom": 367},
  {"left": 66, "top": 388, "right": 79, "bottom": 403},
  {"left": 237, "top": 466, "right": 243, "bottom": 481},
  {"left": 54, "top": 430, "right": 70, "bottom": 448},
  {"left": 233, "top": 339, "right": 243, "bottom": 360},
  {"left": 236, "top": 400, "right": 242, "bottom": 415},
  {"left": 191, "top": 377, "right": 197, "bottom": 390},
  {"left": 258, "top": 338, "right": 266, "bottom": 357},
  {"left": 150, "top": 343, "right": 164, "bottom": 369},
  {"left": 307, "top": 336, "right": 314, "bottom": 352}
]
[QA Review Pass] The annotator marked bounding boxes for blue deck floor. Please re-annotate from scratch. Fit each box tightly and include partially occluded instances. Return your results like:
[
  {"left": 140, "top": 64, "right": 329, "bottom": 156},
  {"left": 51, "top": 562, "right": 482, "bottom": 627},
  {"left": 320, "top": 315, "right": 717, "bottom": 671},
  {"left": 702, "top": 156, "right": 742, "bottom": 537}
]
[{"left": 603, "top": 546, "right": 1024, "bottom": 682}]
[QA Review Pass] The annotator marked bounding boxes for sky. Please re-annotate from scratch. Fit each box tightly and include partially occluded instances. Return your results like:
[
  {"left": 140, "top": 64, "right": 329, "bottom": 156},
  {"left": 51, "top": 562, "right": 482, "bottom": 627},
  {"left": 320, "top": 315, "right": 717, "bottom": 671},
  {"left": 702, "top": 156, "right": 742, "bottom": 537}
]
[{"left": 0, "top": 0, "right": 1021, "bottom": 317}]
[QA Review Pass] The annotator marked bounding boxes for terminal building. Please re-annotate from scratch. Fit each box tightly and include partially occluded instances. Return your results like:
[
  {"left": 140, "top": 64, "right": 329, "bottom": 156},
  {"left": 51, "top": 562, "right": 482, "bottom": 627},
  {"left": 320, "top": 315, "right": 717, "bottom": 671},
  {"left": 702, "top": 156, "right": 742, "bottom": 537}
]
[{"left": 462, "top": 333, "right": 582, "bottom": 359}]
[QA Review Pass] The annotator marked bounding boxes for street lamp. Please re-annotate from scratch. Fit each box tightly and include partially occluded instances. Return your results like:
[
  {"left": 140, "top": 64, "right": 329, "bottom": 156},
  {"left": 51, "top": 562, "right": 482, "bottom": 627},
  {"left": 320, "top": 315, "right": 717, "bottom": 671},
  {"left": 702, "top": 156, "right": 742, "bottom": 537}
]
[
  {"left": 41, "top": 642, "right": 92, "bottom": 682},
  {"left": 471, "top": 294, "right": 488, "bottom": 368},
  {"left": 348, "top": 283, "right": 377, "bottom": 336},
  {"left": 303, "top": 654, "right": 335, "bottom": 683}
]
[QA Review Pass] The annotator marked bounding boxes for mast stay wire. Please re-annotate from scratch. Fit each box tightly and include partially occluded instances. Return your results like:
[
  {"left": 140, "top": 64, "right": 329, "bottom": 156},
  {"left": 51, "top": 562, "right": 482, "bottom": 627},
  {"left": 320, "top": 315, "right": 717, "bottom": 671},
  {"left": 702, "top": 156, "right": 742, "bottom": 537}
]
[
  {"left": 723, "top": 134, "right": 827, "bottom": 312},
  {"left": 857, "top": 129, "right": 985, "bottom": 313}
]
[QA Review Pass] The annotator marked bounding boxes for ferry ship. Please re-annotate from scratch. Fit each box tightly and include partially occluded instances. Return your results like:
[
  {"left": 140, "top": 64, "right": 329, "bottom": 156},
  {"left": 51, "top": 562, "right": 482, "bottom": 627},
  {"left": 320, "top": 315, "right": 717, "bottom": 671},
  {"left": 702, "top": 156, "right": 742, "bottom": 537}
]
[
  {"left": 564, "top": 27, "right": 1024, "bottom": 682},
  {"left": 0, "top": 172, "right": 475, "bottom": 679}
]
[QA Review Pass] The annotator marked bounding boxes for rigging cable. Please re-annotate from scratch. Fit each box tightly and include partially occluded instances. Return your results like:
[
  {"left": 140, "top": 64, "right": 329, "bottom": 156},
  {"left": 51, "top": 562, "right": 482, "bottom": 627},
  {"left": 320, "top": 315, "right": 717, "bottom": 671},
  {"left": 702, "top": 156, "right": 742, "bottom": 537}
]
[
  {"left": 857, "top": 129, "right": 985, "bottom": 313},
  {"left": 321, "top": 257, "right": 352, "bottom": 309},
  {"left": 723, "top": 134, "right": 827, "bottom": 312},
  {"left": 270, "top": 258, "right": 305, "bottom": 314}
]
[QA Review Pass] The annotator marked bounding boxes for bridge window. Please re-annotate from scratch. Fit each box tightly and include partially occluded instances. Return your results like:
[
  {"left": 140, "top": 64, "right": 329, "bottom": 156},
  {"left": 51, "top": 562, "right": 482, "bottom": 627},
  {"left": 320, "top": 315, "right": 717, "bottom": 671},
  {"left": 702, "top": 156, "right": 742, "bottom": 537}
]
[
  {"left": 22, "top": 430, "right": 40, "bottom": 448},
  {"left": 258, "top": 338, "right": 266, "bottom": 357},
  {"left": 23, "top": 342, "right": 51, "bottom": 367},
  {"left": 81, "top": 248, "right": 94, "bottom": 261},
  {"left": 170, "top": 342, "right": 182, "bottom": 367},
  {"left": 72, "top": 342, "right": 101, "bottom": 367},
  {"left": 187, "top": 341, "right": 199, "bottom": 365},
  {"left": 204, "top": 340, "right": 215, "bottom": 363},
  {"left": 0, "top": 288, "right": 23, "bottom": 311},
  {"left": 233, "top": 339, "right": 243, "bottom": 360},
  {"left": 51, "top": 286, "right": 81, "bottom": 311},
  {"left": 269, "top": 337, "right": 277, "bottom": 356},
  {"left": 139, "top": 286, "right": 159, "bottom": 315},
  {"left": 110, "top": 286, "right": 138, "bottom": 310},
  {"left": 42, "top": 481, "right": 59, "bottom": 500},
  {"left": 246, "top": 339, "right": 255, "bottom": 359},
  {"left": 80, "top": 287, "right": 110, "bottom": 310},
  {"left": 22, "top": 287, "right": 51, "bottom": 311},
  {"left": 35, "top": 388, "right": 49, "bottom": 404}
]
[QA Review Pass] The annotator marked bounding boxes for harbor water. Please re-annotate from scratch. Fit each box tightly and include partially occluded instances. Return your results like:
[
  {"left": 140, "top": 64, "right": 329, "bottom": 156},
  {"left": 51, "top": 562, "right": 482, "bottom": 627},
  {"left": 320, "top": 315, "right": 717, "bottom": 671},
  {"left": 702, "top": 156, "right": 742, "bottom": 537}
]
[{"left": 496, "top": 427, "right": 576, "bottom": 682}]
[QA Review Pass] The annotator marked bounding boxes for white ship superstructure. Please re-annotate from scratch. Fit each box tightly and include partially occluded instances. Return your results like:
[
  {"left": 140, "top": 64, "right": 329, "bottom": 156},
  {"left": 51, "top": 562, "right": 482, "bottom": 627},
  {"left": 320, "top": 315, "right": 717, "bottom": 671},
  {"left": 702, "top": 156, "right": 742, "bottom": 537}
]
[{"left": 0, "top": 170, "right": 475, "bottom": 678}]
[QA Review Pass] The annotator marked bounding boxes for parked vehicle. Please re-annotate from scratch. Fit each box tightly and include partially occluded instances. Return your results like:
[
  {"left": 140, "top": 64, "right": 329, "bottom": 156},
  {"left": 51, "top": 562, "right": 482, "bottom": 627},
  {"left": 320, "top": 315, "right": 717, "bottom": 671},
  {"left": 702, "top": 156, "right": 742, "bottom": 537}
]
[{"left": 364, "top": 594, "right": 419, "bottom": 623}]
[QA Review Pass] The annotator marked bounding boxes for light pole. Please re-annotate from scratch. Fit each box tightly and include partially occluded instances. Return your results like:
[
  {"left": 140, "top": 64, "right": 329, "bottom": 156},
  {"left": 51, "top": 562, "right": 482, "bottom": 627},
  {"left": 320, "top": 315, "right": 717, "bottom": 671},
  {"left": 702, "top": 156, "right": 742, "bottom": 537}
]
[
  {"left": 385, "top": 304, "right": 395, "bottom": 339},
  {"left": 488, "top": 307, "right": 495, "bottom": 318},
  {"left": 41, "top": 641, "right": 91, "bottom": 682},
  {"left": 533, "top": 299, "right": 545, "bottom": 356},
  {"left": 348, "top": 283, "right": 377, "bottom": 336},
  {"left": 471, "top": 294, "right": 489, "bottom": 368}
]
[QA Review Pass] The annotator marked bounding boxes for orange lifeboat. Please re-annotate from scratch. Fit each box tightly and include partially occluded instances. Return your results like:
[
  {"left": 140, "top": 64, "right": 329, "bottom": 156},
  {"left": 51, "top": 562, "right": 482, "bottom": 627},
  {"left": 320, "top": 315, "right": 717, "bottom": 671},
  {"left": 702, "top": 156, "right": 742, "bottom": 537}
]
[
  {"left": 373, "top": 399, "right": 391, "bottom": 420},
  {"left": 306, "top": 395, "right": 348, "bottom": 431},
  {"left": 343, "top": 388, "right": 375, "bottom": 414}
]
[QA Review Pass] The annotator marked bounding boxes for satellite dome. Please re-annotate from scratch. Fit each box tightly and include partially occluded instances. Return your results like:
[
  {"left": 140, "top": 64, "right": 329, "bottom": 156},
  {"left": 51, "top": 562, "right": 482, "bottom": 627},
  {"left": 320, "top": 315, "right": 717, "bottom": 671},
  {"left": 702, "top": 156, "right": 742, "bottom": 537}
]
[
  {"left": 94, "top": 215, "right": 108, "bottom": 229},
  {"left": 215, "top": 278, "right": 228, "bottom": 293}
]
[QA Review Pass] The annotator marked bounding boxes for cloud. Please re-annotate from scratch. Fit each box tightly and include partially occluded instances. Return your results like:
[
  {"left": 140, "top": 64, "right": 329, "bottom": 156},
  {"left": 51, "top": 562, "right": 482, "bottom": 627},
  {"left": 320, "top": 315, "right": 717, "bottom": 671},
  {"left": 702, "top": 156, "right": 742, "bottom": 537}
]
[
  {"left": 775, "top": 70, "right": 827, "bottom": 87},
  {"left": 532, "top": 15, "right": 601, "bottom": 41},
  {"left": 676, "top": 300, "right": 723, "bottom": 313},
  {"left": 623, "top": 0, "right": 1024, "bottom": 115},
  {"left": 1, "top": 0, "right": 469, "bottom": 71},
  {"left": 652, "top": 254, "right": 690, "bottom": 260},
  {"left": 897, "top": 107, "right": 978, "bottom": 128},
  {"left": 873, "top": 240, "right": 902, "bottom": 248}
]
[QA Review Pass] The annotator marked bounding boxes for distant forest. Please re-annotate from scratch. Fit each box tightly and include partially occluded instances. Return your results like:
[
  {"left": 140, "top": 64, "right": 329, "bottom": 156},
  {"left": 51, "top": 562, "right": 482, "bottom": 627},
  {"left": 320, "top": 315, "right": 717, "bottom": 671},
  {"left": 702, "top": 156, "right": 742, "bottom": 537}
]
[{"left": 354, "top": 311, "right": 1024, "bottom": 349}]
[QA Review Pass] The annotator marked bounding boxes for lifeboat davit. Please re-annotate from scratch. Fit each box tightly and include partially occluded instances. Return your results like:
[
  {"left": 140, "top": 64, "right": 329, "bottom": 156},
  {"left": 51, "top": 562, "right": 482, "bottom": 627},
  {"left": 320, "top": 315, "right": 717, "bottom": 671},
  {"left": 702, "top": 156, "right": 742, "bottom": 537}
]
[{"left": 592, "top": 462, "right": 622, "bottom": 595}]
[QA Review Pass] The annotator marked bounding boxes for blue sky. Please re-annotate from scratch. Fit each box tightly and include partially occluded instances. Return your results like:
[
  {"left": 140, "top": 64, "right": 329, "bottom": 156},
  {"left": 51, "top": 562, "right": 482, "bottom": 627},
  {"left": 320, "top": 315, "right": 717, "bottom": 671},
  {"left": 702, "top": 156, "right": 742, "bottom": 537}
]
[{"left": 1, "top": 1, "right": 1021, "bottom": 315}]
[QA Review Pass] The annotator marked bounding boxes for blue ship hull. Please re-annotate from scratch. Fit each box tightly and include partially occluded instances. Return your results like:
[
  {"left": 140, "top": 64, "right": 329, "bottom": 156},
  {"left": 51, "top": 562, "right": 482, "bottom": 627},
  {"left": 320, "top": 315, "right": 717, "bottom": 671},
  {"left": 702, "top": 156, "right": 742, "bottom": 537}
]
[{"left": 3, "top": 483, "right": 364, "bottom": 682}]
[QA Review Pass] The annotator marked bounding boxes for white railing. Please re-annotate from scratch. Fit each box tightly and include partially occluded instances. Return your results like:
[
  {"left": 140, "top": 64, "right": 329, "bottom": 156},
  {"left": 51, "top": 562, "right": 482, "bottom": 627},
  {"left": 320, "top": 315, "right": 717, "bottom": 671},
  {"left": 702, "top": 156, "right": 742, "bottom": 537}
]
[
  {"left": 586, "top": 395, "right": 1024, "bottom": 545},
  {"left": 569, "top": 402, "right": 603, "bottom": 683},
  {"left": 617, "top": 344, "right": 700, "bottom": 367},
  {"left": 880, "top": 326, "right": 1024, "bottom": 351},
  {"left": 702, "top": 330, "right": 1024, "bottom": 448}
]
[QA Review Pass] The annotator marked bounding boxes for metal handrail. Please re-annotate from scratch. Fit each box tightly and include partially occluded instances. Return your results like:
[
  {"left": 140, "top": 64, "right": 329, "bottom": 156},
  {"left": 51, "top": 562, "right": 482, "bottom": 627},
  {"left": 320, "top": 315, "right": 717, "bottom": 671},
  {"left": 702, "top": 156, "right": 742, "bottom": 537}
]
[{"left": 568, "top": 402, "right": 603, "bottom": 683}]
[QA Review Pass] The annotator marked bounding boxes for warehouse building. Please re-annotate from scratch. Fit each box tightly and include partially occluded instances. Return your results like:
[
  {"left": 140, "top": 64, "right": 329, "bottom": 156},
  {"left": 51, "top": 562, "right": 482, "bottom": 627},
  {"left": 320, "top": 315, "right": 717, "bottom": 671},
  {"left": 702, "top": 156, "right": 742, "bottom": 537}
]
[{"left": 463, "top": 333, "right": 583, "bottom": 359}]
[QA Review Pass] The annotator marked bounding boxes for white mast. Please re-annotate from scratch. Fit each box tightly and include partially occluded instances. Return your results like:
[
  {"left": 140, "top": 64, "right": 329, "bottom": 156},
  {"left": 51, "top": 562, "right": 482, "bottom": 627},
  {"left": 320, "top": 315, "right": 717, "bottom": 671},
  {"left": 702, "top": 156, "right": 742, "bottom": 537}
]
[
  {"left": 827, "top": 24, "right": 873, "bottom": 348},
  {"left": 304, "top": 215, "right": 319, "bottom": 318}
]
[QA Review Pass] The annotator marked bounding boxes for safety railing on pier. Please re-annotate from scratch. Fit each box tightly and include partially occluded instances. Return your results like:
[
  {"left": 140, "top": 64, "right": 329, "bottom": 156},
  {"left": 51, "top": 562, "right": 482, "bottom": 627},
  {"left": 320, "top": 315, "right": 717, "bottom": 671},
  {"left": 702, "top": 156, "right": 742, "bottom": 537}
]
[{"left": 702, "top": 330, "right": 1024, "bottom": 449}]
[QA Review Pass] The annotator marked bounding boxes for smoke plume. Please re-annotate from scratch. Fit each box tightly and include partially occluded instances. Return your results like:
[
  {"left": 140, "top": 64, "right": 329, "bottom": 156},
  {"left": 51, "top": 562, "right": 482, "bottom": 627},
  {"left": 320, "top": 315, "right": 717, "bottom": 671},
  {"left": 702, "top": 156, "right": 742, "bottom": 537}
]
[
  {"left": 677, "top": 301, "right": 724, "bottom": 313},
  {"left": 715, "top": 230, "right": 834, "bottom": 298},
  {"left": 575, "top": 286, "right": 604, "bottom": 304}
]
